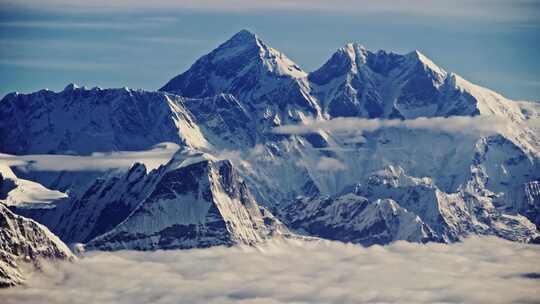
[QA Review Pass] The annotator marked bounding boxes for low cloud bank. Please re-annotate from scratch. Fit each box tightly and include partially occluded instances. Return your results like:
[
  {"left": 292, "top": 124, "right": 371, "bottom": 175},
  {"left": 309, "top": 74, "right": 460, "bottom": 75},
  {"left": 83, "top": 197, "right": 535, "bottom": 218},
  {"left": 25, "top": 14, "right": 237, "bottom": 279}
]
[
  {"left": 273, "top": 116, "right": 511, "bottom": 136},
  {"left": 0, "top": 142, "right": 179, "bottom": 173},
  {"left": 2, "top": 237, "right": 539, "bottom": 304}
]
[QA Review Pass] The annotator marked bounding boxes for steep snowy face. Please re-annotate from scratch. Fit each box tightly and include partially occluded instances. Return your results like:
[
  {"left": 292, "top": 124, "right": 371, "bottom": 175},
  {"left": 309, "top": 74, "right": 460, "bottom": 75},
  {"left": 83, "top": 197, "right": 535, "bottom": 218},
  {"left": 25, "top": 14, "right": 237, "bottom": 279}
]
[
  {"left": 182, "top": 94, "right": 257, "bottom": 148},
  {"left": 160, "top": 30, "right": 321, "bottom": 134},
  {"left": 281, "top": 165, "right": 539, "bottom": 245},
  {"left": 0, "top": 85, "right": 209, "bottom": 155},
  {"left": 351, "top": 166, "right": 539, "bottom": 243},
  {"left": 352, "top": 166, "right": 467, "bottom": 241},
  {"left": 0, "top": 164, "right": 67, "bottom": 209},
  {"left": 0, "top": 203, "right": 73, "bottom": 287},
  {"left": 514, "top": 181, "right": 540, "bottom": 227},
  {"left": 86, "top": 150, "right": 289, "bottom": 250},
  {"left": 40, "top": 163, "right": 160, "bottom": 244},
  {"left": 234, "top": 127, "right": 477, "bottom": 206},
  {"left": 282, "top": 193, "right": 437, "bottom": 246},
  {"left": 309, "top": 44, "right": 494, "bottom": 119},
  {"left": 161, "top": 30, "right": 307, "bottom": 96}
]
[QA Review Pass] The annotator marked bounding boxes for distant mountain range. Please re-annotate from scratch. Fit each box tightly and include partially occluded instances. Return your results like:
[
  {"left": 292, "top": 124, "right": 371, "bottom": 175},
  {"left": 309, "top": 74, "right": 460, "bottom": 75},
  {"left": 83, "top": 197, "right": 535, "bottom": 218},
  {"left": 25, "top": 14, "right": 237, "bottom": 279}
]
[{"left": 1, "top": 30, "right": 539, "bottom": 285}]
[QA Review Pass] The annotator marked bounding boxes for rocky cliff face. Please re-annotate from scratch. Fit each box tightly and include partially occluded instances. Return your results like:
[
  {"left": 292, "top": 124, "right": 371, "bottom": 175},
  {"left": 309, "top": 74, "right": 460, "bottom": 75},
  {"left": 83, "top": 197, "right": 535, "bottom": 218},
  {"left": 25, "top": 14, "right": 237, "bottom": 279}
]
[
  {"left": 281, "top": 166, "right": 539, "bottom": 245},
  {"left": 0, "top": 203, "right": 73, "bottom": 287},
  {"left": 86, "top": 150, "right": 289, "bottom": 250},
  {"left": 39, "top": 163, "right": 157, "bottom": 244},
  {"left": 0, "top": 86, "right": 210, "bottom": 155},
  {"left": 282, "top": 193, "right": 437, "bottom": 246},
  {"left": 160, "top": 30, "right": 322, "bottom": 135}
]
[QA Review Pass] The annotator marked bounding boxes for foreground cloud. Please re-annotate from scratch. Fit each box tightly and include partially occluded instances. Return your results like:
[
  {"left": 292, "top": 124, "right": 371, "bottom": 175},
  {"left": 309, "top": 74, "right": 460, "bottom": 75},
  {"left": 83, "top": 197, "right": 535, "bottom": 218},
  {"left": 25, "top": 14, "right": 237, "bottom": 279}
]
[
  {"left": 0, "top": 142, "right": 179, "bottom": 173},
  {"left": 2, "top": 237, "right": 539, "bottom": 304},
  {"left": 273, "top": 116, "right": 511, "bottom": 136}
]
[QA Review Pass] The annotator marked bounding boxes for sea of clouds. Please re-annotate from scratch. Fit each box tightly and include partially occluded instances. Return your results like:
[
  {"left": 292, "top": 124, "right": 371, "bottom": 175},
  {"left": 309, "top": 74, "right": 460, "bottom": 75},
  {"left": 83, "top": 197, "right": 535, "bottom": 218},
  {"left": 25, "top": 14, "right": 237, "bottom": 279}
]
[{"left": 2, "top": 237, "right": 539, "bottom": 304}]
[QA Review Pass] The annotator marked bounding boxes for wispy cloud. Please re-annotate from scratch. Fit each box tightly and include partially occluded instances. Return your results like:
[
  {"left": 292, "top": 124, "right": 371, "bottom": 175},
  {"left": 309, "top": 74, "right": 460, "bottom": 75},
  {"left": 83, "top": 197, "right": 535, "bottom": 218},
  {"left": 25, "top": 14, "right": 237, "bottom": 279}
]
[
  {"left": 3, "top": 0, "right": 539, "bottom": 22},
  {"left": 0, "top": 20, "right": 136, "bottom": 30},
  {"left": 2, "top": 237, "right": 539, "bottom": 304},
  {"left": 0, "top": 14, "right": 178, "bottom": 31},
  {"left": 0, "top": 38, "right": 123, "bottom": 50},
  {"left": 0, "top": 142, "right": 179, "bottom": 172},
  {"left": 0, "top": 58, "right": 125, "bottom": 71},
  {"left": 128, "top": 36, "right": 209, "bottom": 46},
  {"left": 274, "top": 116, "right": 511, "bottom": 136}
]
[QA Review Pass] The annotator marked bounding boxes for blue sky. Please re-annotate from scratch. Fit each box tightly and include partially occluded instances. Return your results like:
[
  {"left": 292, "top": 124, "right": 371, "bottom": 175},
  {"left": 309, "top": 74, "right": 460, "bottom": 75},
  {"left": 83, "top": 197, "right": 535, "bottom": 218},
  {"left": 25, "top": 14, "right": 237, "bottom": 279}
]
[{"left": 0, "top": 0, "right": 539, "bottom": 100}]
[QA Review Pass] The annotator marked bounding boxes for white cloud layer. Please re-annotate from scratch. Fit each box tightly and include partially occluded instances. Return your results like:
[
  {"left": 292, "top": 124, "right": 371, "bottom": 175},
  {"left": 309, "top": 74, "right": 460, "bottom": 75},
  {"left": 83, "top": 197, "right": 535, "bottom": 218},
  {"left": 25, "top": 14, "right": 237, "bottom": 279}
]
[
  {"left": 274, "top": 116, "right": 511, "bottom": 136},
  {"left": 0, "top": 142, "right": 179, "bottom": 173},
  {"left": 2, "top": 237, "right": 539, "bottom": 304}
]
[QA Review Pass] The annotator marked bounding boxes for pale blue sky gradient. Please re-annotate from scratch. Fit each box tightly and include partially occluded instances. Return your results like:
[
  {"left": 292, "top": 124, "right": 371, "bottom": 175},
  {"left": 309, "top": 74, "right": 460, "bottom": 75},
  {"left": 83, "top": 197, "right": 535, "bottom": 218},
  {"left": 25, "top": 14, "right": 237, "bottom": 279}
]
[{"left": 1, "top": 0, "right": 539, "bottom": 100}]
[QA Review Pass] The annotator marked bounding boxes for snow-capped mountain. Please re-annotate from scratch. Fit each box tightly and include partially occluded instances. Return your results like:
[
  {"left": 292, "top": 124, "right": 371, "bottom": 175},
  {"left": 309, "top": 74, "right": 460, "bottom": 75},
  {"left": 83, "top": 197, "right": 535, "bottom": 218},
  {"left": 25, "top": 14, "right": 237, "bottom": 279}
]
[
  {"left": 10, "top": 148, "right": 290, "bottom": 251},
  {"left": 0, "top": 203, "right": 73, "bottom": 287},
  {"left": 1, "top": 29, "right": 539, "bottom": 252},
  {"left": 310, "top": 45, "right": 447, "bottom": 118},
  {"left": 282, "top": 194, "right": 437, "bottom": 246},
  {"left": 36, "top": 163, "right": 157, "bottom": 244},
  {"left": 157, "top": 30, "right": 540, "bottom": 244},
  {"left": 308, "top": 43, "right": 534, "bottom": 121},
  {"left": 0, "top": 85, "right": 209, "bottom": 155},
  {"left": 160, "top": 30, "right": 322, "bottom": 134},
  {"left": 86, "top": 149, "right": 289, "bottom": 250},
  {"left": 281, "top": 165, "right": 539, "bottom": 245}
]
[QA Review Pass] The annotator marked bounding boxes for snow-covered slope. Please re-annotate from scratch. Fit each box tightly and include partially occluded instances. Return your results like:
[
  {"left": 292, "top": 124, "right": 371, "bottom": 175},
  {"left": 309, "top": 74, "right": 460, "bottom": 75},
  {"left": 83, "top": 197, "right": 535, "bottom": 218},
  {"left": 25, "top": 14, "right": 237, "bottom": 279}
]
[
  {"left": 355, "top": 166, "right": 538, "bottom": 242},
  {"left": 282, "top": 194, "right": 437, "bottom": 246},
  {"left": 160, "top": 30, "right": 322, "bottom": 134},
  {"left": 181, "top": 94, "right": 257, "bottom": 149},
  {"left": 0, "top": 85, "right": 210, "bottom": 155},
  {"left": 0, "top": 203, "right": 73, "bottom": 287},
  {"left": 38, "top": 163, "right": 159, "bottom": 244},
  {"left": 308, "top": 43, "right": 531, "bottom": 121},
  {"left": 506, "top": 180, "right": 540, "bottom": 228},
  {"left": 0, "top": 164, "right": 67, "bottom": 209},
  {"left": 86, "top": 149, "right": 289, "bottom": 250},
  {"left": 281, "top": 166, "right": 539, "bottom": 245}
]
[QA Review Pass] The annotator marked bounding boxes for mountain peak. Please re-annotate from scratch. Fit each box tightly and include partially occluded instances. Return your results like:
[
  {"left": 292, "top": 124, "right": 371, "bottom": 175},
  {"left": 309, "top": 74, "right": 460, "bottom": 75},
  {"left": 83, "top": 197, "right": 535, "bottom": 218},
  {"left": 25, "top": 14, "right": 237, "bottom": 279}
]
[
  {"left": 341, "top": 43, "right": 369, "bottom": 64},
  {"left": 86, "top": 149, "right": 290, "bottom": 250},
  {"left": 228, "top": 29, "right": 258, "bottom": 44},
  {"left": 406, "top": 49, "right": 446, "bottom": 78},
  {"left": 160, "top": 29, "right": 307, "bottom": 96},
  {"left": 216, "top": 29, "right": 262, "bottom": 53},
  {"left": 343, "top": 42, "right": 367, "bottom": 52},
  {"left": 63, "top": 83, "right": 79, "bottom": 92},
  {"left": 309, "top": 43, "right": 370, "bottom": 84},
  {"left": 0, "top": 203, "right": 74, "bottom": 287}
]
